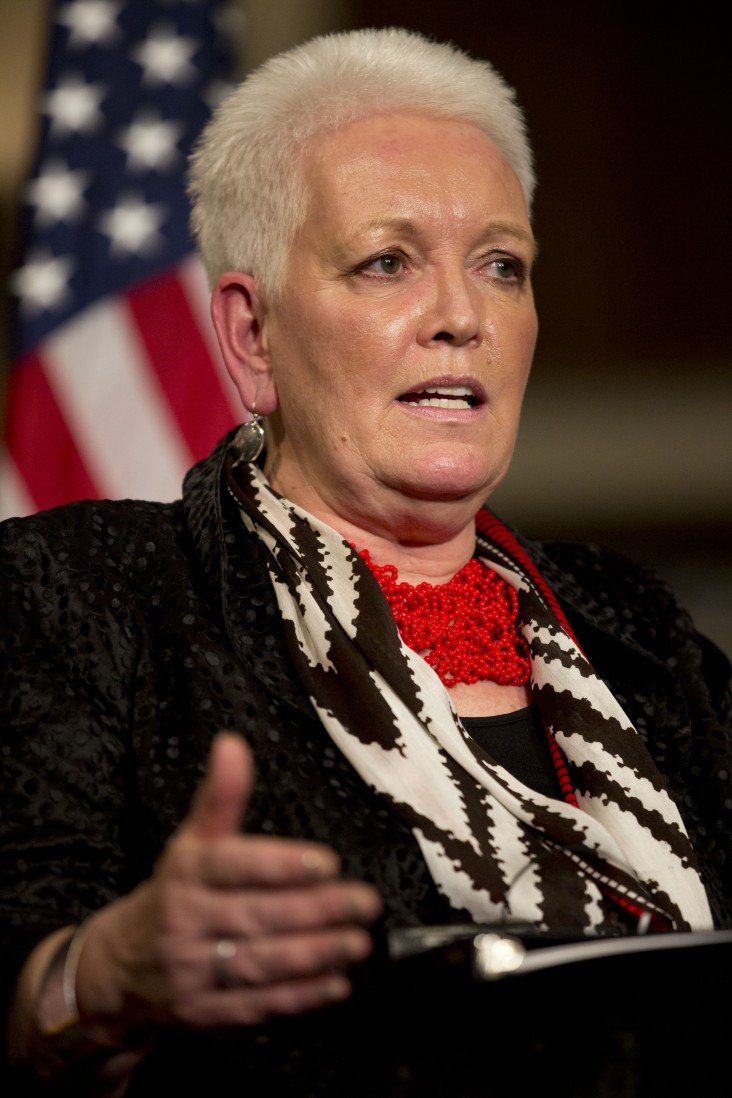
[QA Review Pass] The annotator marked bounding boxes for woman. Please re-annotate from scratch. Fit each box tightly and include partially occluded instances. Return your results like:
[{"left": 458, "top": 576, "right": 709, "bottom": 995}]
[{"left": 2, "top": 26, "right": 731, "bottom": 1098}]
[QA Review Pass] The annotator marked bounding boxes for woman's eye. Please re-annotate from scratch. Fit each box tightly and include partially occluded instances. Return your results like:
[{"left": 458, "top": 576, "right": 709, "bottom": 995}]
[
  {"left": 362, "top": 254, "right": 404, "bottom": 276},
  {"left": 490, "top": 257, "right": 523, "bottom": 281}
]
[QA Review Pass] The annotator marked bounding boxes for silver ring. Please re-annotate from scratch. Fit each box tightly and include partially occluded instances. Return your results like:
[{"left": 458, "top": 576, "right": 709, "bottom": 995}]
[{"left": 213, "top": 938, "right": 238, "bottom": 988}]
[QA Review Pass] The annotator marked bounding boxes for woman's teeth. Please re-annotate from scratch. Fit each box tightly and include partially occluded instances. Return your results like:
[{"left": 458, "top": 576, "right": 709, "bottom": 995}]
[{"left": 400, "top": 385, "right": 475, "bottom": 408}]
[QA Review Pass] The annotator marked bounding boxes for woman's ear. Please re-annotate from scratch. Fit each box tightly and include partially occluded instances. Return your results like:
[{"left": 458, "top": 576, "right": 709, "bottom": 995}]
[{"left": 210, "top": 272, "right": 278, "bottom": 415}]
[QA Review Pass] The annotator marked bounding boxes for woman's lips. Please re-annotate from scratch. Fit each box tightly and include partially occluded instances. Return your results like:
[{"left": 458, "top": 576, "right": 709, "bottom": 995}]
[{"left": 397, "top": 382, "right": 483, "bottom": 410}]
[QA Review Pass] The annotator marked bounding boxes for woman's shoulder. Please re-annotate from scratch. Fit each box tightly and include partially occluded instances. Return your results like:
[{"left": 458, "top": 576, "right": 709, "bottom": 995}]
[
  {"left": 526, "top": 534, "right": 670, "bottom": 606},
  {"left": 0, "top": 497, "right": 188, "bottom": 613},
  {"left": 1, "top": 493, "right": 182, "bottom": 538},
  {"left": 521, "top": 529, "right": 730, "bottom": 688},
  {"left": 0, "top": 431, "right": 231, "bottom": 560}
]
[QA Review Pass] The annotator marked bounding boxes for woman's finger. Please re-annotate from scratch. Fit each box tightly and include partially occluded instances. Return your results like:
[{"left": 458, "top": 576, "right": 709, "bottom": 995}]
[
  {"left": 168, "top": 877, "right": 382, "bottom": 938},
  {"left": 205, "top": 925, "right": 375, "bottom": 988},
  {"left": 172, "top": 971, "right": 354, "bottom": 1029},
  {"left": 162, "top": 924, "right": 373, "bottom": 997},
  {"left": 167, "top": 734, "right": 343, "bottom": 888},
  {"left": 171, "top": 832, "right": 342, "bottom": 888},
  {"left": 184, "top": 732, "right": 254, "bottom": 841}
]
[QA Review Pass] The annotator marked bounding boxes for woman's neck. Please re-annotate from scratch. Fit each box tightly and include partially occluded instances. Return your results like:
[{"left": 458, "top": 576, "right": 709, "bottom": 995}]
[
  {"left": 266, "top": 455, "right": 486, "bottom": 584},
  {"left": 340, "top": 524, "right": 478, "bottom": 586}
]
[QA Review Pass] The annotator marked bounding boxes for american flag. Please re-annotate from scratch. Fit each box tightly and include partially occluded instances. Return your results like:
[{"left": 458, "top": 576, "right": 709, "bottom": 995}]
[{"left": 0, "top": 0, "right": 241, "bottom": 520}]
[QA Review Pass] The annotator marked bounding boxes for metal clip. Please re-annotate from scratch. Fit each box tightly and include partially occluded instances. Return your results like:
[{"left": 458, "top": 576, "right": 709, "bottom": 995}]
[{"left": 472, "top": 932, "right": 526, "bottom": 980}]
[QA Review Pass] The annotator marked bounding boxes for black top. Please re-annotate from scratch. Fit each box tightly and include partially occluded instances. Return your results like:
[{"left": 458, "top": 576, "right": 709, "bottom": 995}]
[{"left": 462, "top": 706, "right": 562, "bottom": 799}]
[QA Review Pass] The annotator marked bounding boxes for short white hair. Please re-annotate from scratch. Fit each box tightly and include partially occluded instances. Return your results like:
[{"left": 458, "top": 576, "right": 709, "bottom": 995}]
[{"left": 188, "top": 26, "right": 535, "bottom": 300}]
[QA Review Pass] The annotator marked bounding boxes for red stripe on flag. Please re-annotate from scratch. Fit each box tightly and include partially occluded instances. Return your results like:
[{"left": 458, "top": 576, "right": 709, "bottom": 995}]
[
  {"left": 5, "top": 351, "right": 98, "bottom": 512},
  {"left": 125, "top": 268, "right": 236, "bottom": 460}
]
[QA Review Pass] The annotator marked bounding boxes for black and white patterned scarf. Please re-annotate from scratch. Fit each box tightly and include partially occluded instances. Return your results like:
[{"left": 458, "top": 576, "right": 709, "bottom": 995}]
[{"left": 227, "top": 457, "right": 712, "bottom": 934}]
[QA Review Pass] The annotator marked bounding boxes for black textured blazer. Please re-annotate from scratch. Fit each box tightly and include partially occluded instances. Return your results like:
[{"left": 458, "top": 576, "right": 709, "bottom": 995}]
[{"left": 2, "top": 432, "right": 731, "bottom": 1096}]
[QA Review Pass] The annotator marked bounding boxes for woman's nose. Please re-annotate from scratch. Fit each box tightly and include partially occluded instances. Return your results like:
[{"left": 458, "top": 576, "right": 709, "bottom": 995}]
[{"left": 418, "top": 266, "right": 482, "bottom": 347}]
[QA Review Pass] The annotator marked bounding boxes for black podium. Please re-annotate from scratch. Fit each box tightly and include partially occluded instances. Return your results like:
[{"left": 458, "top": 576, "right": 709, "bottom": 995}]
[{"left": 348, "top": 925, "right": 732, "bottom": 1098}]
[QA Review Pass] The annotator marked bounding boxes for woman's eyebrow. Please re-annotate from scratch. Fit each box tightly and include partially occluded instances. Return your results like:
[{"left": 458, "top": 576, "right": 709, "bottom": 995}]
[{"left": 341, "top": 218, "right": 536, "bottom": 250}]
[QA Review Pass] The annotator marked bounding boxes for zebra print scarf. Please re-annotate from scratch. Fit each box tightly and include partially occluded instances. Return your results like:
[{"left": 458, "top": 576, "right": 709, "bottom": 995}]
[{"left": 226, "top": 456, "right": 712, "bottom": 934}]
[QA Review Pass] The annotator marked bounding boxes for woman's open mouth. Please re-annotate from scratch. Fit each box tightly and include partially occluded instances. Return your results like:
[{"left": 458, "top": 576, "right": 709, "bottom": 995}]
[{"left": 397, "top": 383, "right": 483, "bottom": 409}]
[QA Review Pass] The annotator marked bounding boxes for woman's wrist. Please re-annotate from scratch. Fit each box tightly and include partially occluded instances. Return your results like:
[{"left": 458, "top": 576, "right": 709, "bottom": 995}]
[
  {"left": 23, "top": 918, "right": 155, "bottom": 1093},
  {"left": 36, "top": 918, "right": 131, "bottom": 1051},
  {"left": 37, "top": 921, "right": 96, "bottom": 1042}
]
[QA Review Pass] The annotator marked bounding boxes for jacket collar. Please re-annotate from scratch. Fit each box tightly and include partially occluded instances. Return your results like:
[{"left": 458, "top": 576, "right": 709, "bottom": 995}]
[{"left": 182, "top": 431, "right": 314, "bottom": 716}]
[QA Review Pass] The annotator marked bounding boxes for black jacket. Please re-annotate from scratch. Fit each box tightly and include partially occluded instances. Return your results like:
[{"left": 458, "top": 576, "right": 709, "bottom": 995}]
[{"left": 2, "top": 432, "right": 731, "bottom": 1095}]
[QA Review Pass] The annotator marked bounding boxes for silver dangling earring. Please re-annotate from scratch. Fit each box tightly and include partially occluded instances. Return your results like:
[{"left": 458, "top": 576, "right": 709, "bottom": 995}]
[{"left": 230, "top": 404, "right": 265, "bottom": 465}]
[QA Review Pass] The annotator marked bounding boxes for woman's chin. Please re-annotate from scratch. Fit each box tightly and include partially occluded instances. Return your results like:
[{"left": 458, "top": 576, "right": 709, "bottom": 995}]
[{"left": 385, "top": 456, "right": 501, "bottom": 505}]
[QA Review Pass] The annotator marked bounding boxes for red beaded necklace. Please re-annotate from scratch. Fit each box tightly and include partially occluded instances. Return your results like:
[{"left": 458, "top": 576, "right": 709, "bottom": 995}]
[{"left": 356, "top": 547, "right": 531, "bottom": 688}]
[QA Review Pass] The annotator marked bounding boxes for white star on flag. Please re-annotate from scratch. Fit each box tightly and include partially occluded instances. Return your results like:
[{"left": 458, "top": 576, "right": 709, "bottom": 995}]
[
  {"left": 116, "top": 112, "right": 183, "bottom": 172},
  {"left": 56, "top": 0, "right": 122, "bottom": 48},
  {"left": 132, "top": 25, "right": 197, "bottom": 86},
  {"left": 2, "top": 0, "right": 238, "bottom": 521},
  {"left": 97, "top": 194, "right": 167, "bottom": 255},
  {"left": 12, "top": 251, "right": 78, "bottom": 314},
  {"left": 43, "top": 74, "right": 106, "bottom": 135},
  {"left": 26, "top": 161, "right": 90, "bottom": 225}
]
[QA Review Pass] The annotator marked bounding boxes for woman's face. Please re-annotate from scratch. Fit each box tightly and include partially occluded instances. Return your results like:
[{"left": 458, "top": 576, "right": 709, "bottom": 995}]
[{"left": 260, "top": 112, "right": 538, "bottom": 540}]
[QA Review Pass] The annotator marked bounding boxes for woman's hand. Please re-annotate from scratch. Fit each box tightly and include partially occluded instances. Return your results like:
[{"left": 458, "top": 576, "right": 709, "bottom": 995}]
[{"left": 73, "top": 732, "right": 383, "bottom": 1045}]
